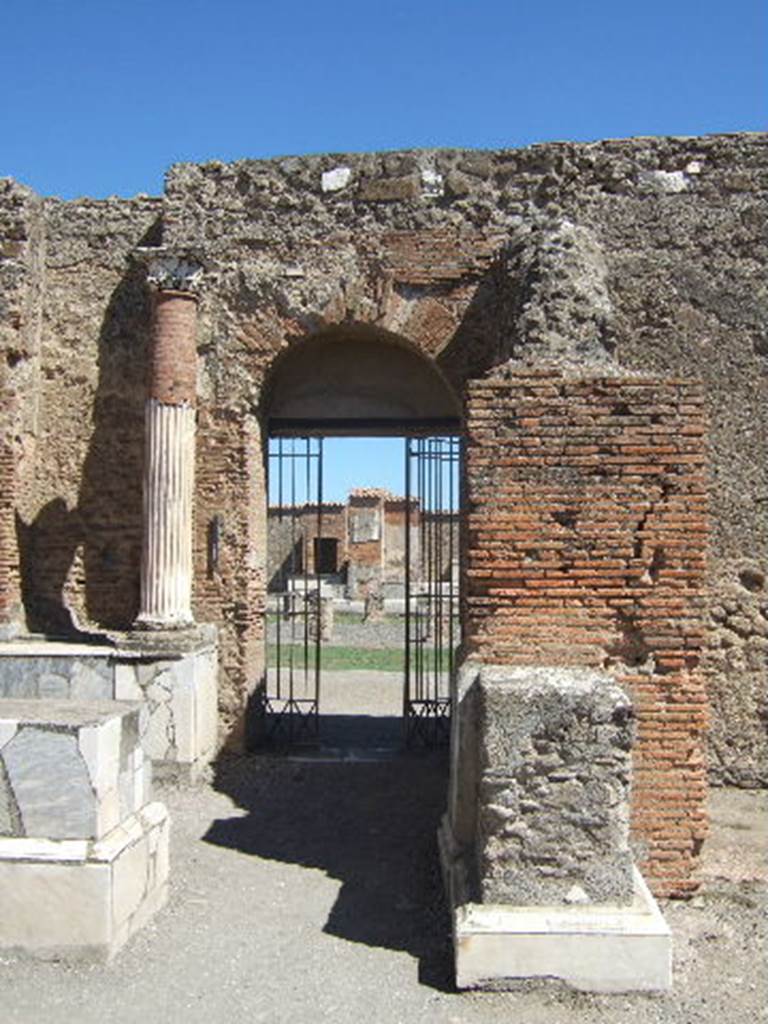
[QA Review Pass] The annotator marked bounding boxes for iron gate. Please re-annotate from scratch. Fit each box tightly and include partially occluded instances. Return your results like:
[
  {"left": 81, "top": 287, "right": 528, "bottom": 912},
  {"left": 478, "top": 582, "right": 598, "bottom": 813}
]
[
  {"left": 261, "top": 437, "right": 324, "bottom": 744},
  {"left": 404, "top": 436, "right": 461, "bottom": 746},
  {"left": 260, "top": 434, "right": 460, "bottom": 748}
]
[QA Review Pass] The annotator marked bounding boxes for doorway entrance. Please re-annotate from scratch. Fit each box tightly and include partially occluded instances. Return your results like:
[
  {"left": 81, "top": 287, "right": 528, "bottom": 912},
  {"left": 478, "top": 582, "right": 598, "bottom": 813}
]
[{"left": 261, "top": 433, "right": 460, "bottom": 749}]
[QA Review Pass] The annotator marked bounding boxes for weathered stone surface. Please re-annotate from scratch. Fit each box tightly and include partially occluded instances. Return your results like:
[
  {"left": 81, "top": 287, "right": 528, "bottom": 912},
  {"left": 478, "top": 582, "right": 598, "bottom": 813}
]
[
  {"left": 474, "top": 666, "right": 634, "bottom": 906},
  {"left": 0, "top": 655, "right": 113, "bottom": 701},
  {"left": 0, "top": 801, "right": 169, "bottom": 962},
  {"left": 0, "top": 637, "right": 217, "bottom": 779},
  {"left": 0, "top": 699, "right": 145, "bottom": 839},
  {"left": 2, "top": 727, "right": 96, "bottom": 840}
]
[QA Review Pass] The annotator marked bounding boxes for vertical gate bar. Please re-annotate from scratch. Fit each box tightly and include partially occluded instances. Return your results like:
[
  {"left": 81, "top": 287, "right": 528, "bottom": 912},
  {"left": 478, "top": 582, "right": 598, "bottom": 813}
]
[
  {"left": 429, "top": 437, "right": 437, "bottom": 704},
  {"left": 448, "top": 436, "right": 456, "bottom": 681},
  {"left": 315, "top": 437, "right": 323, "bottom": 727},
  {"left": 275, "top": 438, "right": 283, "bottom": 700},
  {"left": 286, "top": 439, "right": 296, "bottom": 740},
  {"left": 437, "top": 439, "right": 443, "bottom": 704},
  {"left": 303, "top": 437, "right": 310, "bottom": 707},
  {"left": 403, "top": 437, "right": 412, "bottom": 726},
  {"left": 421, "top": 436, "right": 428, "bottom": 708}
]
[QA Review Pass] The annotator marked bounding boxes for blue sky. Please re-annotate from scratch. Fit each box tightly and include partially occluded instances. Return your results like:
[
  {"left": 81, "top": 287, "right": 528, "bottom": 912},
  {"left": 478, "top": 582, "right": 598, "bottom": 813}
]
[
  {"left": 2, "top": 0, "right": 763, "bottom": 199},
  {"left": 2, "top": 0, "right": 764, "bottom": 497}
]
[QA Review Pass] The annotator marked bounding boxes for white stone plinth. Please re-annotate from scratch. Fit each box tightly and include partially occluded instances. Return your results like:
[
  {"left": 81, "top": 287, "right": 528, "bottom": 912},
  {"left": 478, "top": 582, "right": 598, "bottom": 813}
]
[
  {"left": 440, "top": 820, "right": 671, "bottom": 993},
  {"left": 0, "top": 634, "right": 219, "bottom": 781},
  {"left": 0, "top": 802, "right": 169, "bottom": 962}
]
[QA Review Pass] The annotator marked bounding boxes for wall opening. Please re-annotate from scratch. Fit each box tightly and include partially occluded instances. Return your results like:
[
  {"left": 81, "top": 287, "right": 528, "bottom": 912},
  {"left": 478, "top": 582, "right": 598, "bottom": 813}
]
[{"left": 255, "top": 325, "right": 462, "bottom": 752}]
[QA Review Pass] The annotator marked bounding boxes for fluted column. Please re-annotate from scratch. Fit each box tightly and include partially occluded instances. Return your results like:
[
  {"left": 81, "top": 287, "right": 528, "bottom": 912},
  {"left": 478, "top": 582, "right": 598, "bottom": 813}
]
[{"left": 135, "top": 255, "right": 202, "bottom": 630}]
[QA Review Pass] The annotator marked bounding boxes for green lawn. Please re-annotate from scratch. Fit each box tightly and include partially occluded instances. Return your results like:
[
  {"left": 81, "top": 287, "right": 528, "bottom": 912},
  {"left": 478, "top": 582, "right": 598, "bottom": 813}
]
[{"left": 266, "top": 645, "right": 456, "bottom": 672}]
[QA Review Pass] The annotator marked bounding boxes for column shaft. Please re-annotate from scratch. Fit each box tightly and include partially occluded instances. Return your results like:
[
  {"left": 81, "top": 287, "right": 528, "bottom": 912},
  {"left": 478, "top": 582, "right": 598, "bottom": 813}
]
[
  {"left": 138, "top": 400, "right": 196, "bottom": 626},
  {"left": 136, "top": 284, "right": 199, "bottom": 629}
]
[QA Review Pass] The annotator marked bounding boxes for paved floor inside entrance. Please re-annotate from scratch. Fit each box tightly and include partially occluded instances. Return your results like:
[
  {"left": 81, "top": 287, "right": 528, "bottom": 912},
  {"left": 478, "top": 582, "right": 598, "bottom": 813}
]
[
  {"left": 1, "top": 674, "right": 766, "bottom": 1024},
  {"left": 315, "top": 669, "right": 406, "bottom": 752}
]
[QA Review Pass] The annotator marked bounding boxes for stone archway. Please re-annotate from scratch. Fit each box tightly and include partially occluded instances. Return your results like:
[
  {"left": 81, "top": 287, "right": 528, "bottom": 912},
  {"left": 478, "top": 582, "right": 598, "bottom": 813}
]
[{"left": 254, "top": 323, "right": 464, "bottom": 748}]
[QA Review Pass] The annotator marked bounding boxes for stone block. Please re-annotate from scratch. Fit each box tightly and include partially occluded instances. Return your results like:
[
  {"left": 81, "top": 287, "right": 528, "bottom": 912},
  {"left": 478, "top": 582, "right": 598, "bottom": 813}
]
[
  {"left": 450, "top": 862, "right": 671, "bottom": 993},
  {"left": 137, "top": 646, "right": 217, "bottom": 781},
  {"left": 0, "top": 633, "right": 218, "bottom": 781},
  {"left": 0, "top": 700, "right": 146, "bottom": 840},
  {"left": 0, "top": 802, "right": 169, "bottom": 962},
  {"left": 474, "top": 666, "right": 634, "bottom": 906},
  {"left": 0, "top": 647, "right": 114, "bottom": 701}
]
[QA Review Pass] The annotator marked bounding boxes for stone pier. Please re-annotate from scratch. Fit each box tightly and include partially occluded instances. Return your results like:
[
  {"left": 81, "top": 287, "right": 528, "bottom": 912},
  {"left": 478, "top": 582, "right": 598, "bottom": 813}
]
[{"left": 441, "top": 664, "right": 671, "bottom": 992}]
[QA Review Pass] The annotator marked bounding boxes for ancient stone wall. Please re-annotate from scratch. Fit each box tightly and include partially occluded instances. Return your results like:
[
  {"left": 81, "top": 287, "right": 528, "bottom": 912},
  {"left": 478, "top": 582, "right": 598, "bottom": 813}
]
[
  {"left": 0, "top": 180, "right": 45, "bottom": 629},
  {"left": 0, "top": 192, "right": 162, "bottom": 633},
  {"left": 1, "top": 133, "right": 765, "bottom": 786},
  {"left": 194, "top": 409, "right": 265, "bottom": 745}
]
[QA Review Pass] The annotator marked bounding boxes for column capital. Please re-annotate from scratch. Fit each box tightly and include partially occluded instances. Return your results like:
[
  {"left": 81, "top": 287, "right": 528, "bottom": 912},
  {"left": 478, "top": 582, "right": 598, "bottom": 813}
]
[{"left": 134, "top": 248, "right": 204, "bottom": 296}]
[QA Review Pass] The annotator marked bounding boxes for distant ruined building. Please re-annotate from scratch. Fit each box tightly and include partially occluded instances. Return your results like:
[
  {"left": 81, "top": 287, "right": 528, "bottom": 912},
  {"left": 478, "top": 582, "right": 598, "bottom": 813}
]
[{"left": 267, "top": 487, "right": 457, "bottom": 600}]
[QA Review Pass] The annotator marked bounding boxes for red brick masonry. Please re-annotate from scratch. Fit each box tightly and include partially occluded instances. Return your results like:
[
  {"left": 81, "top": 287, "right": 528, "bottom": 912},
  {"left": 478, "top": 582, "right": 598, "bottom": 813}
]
[
  {"left": 149, "top": 291, "right": 198, "bottom": 406},
  {"left": 464, "top": 370, "right": 709, "bottom": 897}
]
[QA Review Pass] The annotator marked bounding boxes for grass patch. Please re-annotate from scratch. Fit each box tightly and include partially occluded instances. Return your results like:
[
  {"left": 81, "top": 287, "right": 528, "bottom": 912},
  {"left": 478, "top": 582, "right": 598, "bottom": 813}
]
[{"left": 267, "top": 645, "right": 455, "bottom": 672}]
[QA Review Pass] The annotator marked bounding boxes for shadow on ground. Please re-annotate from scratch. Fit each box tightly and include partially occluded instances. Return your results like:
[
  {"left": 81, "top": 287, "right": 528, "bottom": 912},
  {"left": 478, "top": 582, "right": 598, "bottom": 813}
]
[{"left": 204, "top": 734, "right": 454, "bottom": 991}]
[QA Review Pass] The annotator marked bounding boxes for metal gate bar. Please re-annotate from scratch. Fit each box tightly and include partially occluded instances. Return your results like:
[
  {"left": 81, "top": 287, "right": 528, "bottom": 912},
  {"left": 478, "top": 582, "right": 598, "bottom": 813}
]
[
  {"left": 263, "top": 436, "right": 323, "bottom": 745},
  {"left": 404, "top": 435, "right": 460, "bottom": 746}
]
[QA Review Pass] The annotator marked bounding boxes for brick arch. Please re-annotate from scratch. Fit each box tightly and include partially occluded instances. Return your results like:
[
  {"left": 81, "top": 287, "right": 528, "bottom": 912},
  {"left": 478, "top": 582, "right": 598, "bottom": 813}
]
[{"left": 261, "top": 322, "right": 462, "bottom": 431}]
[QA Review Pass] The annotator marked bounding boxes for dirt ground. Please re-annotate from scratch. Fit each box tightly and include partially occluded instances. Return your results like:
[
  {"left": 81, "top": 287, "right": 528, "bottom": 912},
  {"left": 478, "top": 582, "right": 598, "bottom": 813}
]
[{"left": 2, "top": 680, "right": 766, "bottom": 1024}]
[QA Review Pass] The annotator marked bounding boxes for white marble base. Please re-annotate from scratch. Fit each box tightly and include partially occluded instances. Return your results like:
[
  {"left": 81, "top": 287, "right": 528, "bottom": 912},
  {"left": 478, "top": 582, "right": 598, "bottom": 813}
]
[
  {"left": 440, "top": 821, "right": 671, "bottom": 993},
  {"left": 0, "top": 802, "right": 169, "bottom": 962},
  {"left": 0, "top": 633, "right": 219, "bottom": 781}
]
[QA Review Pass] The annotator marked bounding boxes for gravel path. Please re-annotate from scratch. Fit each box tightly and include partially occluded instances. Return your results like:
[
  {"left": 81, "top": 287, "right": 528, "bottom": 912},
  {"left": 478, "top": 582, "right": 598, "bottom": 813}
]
[{"left": 2, "top": 724, "right": 766, "bottom": 1024}]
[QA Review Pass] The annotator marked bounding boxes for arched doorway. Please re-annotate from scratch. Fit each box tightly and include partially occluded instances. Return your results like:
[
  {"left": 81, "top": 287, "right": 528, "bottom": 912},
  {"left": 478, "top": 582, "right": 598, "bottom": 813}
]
[{"left": 256, "top": 324, "right": 463, "bottom": 749}]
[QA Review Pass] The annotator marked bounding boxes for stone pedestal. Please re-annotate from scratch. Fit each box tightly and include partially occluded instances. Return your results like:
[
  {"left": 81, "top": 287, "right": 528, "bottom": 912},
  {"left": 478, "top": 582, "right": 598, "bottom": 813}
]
[
  {"left": 0, "top": 627, "right": 218, "bottom": 781},
  {"left": 0, "top": 700, "right": 169, "bottom": 961},
  {"left": 442, "top": 663, "right": 671, "bottom": 992}
]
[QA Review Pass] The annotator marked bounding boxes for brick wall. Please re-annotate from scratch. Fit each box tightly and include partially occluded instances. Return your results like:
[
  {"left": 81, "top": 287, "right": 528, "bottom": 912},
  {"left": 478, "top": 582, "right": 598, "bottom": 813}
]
[
  {"left": 195, "top": 408, "right": 265, "bottom": 747},
  {"left": 149, "top": 292, "right": 198, "bottom": 405},
  {"left": 464, "top": 369, "right": 708, "bottom": 896}
]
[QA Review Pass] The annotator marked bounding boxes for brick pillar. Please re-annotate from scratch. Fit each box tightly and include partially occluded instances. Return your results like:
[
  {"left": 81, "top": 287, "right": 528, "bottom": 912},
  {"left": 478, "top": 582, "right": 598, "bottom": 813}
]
[
  {"left": 461, "top": 370, "right": 709, "bottom": 897},
  {"left": 135, "top": 256, "right": 202, "bottom": 630}
]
